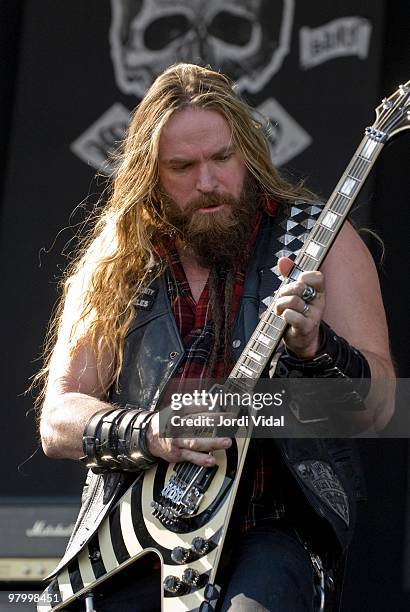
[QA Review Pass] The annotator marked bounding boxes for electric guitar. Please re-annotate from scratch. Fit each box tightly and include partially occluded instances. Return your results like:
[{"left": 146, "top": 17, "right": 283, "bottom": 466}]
[{"left": 38, "top": 80, "right": 410, "bottom": 612}]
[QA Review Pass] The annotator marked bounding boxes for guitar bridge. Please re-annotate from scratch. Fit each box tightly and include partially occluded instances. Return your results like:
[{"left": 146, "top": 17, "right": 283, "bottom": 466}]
[{"left": 151, "top": 463, "right": 218, "bottom": 524}]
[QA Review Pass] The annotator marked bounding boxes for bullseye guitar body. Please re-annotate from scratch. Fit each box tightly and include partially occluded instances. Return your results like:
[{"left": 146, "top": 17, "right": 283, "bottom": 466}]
[{"left": 40, "top": 436, "right": 250, "bottom": 612}]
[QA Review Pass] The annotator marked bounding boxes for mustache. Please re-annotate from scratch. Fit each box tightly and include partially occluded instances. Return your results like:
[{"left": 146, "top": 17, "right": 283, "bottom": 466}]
[{"left": 179, "top": 192, "right": 238, "bottom": 216}]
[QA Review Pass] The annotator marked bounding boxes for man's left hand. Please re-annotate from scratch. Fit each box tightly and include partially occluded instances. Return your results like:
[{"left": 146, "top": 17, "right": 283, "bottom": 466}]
[{"left": 274, "top": 256, "right": 325, "bottom": 359}]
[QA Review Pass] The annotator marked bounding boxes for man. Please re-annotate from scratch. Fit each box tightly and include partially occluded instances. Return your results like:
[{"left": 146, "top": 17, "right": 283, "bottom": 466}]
[{"left": 38, "top": 64, "right": 394, "bottom": 611}]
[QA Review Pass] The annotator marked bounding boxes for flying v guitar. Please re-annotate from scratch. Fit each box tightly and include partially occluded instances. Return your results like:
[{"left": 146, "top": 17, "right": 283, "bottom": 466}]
[{"left": 38, "top": 80, "right": 410, "bottom": 612}]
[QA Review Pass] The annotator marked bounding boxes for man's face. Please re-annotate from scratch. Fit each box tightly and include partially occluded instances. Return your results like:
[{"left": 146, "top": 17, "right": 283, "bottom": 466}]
[
  {"left": 157, "top": 107, "right": 259, "bottom": 268},
  {"left": 158, "top": 107, "right": 247, "bottom": 220}
]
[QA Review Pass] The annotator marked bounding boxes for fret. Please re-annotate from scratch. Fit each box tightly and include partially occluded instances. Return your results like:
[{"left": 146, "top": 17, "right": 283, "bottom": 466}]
[
  {"left": 307, "top": 235, "right": 327, "bottom": 248},
  {"left": 304, "top": 240, "right": 324, "bottom": 259},
  {"left": 336, "top": 191, "right": 352, "bottom": 200},
  {"left": 346, "top": 172, "right": 360, "bottom": 180},
  {"left": 338, "top": 176, "right": 359, "bottom": 198},
  {"left": 288, "top": 263, "right": 304, "bottom": 281},
  {"left": 249, "top": 341, "right": 271, "bottom": 358},
  {"left": 241, "top": 358, "right": 261, "bottom": 374},
  {"left": 301, "top": 252, "right": 319, "bottom": 264},
  {"left": 247, "top": 349, "right": 264, "bottom": 363},
  {"left": 266, "top": 316, "right": 285, "bottom": 331},
  {"left": 260, "top": 320, "right": 282, "bottom": 337},
  {"left": 244, "top": 361, "right": 264, "bottom": 376},
  {"left": 257, "top": 332, "right": 274, "bottom": 347},
  {"left": 258, "top": 333, "right": 279, "bottom": 348},
  {"left": 356, "top": 154, "right": 372, "bottom": 163},
  {"left": 259, "top": 320, "right": 277, "bottom": 333},
  {"left": 321, "top": 210, "right": 341, "bottom": 229},
  {"left": 237, "top": 364, "right": 255, "bottom": 378},
  {"left": 299, "top": 253, "right": 319, "bottom": 269},
  {"left": 348, "top": 156, "right": 371, "bottom": 181},
  {"left": 311, "top": 224, "right": 334, "bottom": 247},
  {"left": 250, "top": 339, "right": 277, "bottom": 364},
  {"left": 360, "top": 137, "right": 379, "bottom": 159},
  {"left": 346, "top": 173, "right": 362, "bottom": 184},
  {"left": 329, "top": 194, "right": 349, "bottom": 216}
]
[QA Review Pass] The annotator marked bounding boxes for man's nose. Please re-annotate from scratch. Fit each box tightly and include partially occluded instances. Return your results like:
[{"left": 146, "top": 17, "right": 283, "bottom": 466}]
[{"left": 196, "top": 163, "right": 217, "bottom": 193}]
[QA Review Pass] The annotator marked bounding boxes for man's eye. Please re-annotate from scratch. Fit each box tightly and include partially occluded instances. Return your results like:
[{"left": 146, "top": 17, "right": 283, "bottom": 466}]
[
  {"left": 172, "top": 163, "right": 191, "bottom": 171},
  {"left": 215, "top": 153, "right": 232, "bottom": 162}
]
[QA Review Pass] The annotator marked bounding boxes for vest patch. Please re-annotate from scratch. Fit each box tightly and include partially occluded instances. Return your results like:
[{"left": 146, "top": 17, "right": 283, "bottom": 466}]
[
  {"left": 134, "top": 286, "right": 158, "bottom": 311},
  {"left": 294, "top": 459, "right": 350, "bottom": 526}
]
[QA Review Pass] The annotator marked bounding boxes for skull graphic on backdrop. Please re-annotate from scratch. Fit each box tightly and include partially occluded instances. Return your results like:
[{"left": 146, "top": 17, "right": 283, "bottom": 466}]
[
  {"left": 109, "top": 0, "right": 294, "bottom": 96},
  {"left": 71, "top": 0, "right": 314, "bottom": 173}
]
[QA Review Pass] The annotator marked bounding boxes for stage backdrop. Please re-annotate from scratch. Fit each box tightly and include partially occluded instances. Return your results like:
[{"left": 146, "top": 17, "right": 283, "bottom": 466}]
[{"left": 1, "top": 1, "right": 410, "bottom": 609}]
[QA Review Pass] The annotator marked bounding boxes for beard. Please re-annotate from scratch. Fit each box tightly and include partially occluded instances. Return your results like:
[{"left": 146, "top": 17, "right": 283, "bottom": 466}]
[{"left": 159, "top": 177, "right": 260, "bottom": 269}]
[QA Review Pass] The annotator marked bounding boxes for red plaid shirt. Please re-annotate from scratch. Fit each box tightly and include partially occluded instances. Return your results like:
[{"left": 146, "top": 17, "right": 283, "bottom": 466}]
[
  {"left": 166, "top": 201, "right": 285, "bottom": 529},
  {"left": 166, "top": 249, "right": 248, "bottom": 381}
]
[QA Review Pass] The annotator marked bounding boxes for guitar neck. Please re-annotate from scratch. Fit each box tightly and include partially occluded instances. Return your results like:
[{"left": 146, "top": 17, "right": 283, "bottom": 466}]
[{"left": 228, "top": 129, "right": 385, "bottom": 386}]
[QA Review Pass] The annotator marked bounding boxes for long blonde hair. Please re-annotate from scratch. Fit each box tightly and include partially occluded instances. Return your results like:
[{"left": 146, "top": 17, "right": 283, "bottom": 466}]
[{"left": 34, "top": 63, "right": 313, "bottom": 409}]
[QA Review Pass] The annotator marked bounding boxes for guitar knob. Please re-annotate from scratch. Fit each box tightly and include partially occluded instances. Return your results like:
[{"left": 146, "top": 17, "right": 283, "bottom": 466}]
[
  {"left": 204, "top": 583, "right": 220, "bottom": 601},
  {"left": 191, "top": 536, "right": 209, "bottom": 555},
  {"left": 163, "top": 575, "right": 186, "bottom": 594},
  {"left": 171, "top": 546, "right": 190, "bottom": 564},
  {"left": 182, "top": 567, "right": 200, "bottom": 586}
]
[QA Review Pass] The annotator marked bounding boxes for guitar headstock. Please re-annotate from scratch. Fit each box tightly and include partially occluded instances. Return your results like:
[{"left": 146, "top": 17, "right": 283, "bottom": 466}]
[{"left": 373, "top": 79, "right": 410, "bottom": 140}]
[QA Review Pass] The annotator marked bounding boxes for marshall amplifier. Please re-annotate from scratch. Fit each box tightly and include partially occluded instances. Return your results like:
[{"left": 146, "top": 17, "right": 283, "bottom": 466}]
[{"left": 0, "top": 501, "right": 79, "bottom": 582}]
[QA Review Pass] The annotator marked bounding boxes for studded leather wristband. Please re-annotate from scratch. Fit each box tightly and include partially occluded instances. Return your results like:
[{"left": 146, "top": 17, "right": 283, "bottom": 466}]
[
  {"left": 81, "top": 407, "right": 158, "bottom": 473},
  {"left": 81, "top": 408, "right": 120, "bottom": 473},
  {"left": 119, "top": 409, "right": 157, "bottom": 471},
  {"left": 272, "top": 321, "right": 371, "bottom": 411},
  {"left": 98, "top": 408, "right": 129, "bottom": 463}
]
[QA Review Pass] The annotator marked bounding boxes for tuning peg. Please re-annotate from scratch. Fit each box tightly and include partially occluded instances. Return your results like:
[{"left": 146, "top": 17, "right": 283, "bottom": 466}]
[{"left": 382, "top": 98, "right": 393, "bottom": 110}]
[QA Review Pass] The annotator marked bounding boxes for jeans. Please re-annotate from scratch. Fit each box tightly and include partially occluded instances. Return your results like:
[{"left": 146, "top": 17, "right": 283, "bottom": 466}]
[{"left": 220, "top": 522, "right": 316, "bottom": 611}]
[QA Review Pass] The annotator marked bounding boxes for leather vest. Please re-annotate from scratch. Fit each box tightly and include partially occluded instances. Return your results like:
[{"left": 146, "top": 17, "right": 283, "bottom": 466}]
[{"left": 51, "top": 204, "right": 365, "bottom": 577}]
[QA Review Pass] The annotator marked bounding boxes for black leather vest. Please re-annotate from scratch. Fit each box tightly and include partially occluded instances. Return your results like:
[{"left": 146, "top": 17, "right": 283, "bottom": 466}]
[{"left": 51, "top": 205, "right": 365, "bottom": 576}]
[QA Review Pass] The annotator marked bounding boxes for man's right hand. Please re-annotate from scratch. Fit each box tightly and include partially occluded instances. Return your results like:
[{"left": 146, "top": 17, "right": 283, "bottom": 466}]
[{"left": 146, "top": 411, "right": 232, "bottom": 467}]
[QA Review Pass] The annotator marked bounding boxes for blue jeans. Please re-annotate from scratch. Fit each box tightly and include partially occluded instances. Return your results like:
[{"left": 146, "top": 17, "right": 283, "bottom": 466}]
[{"left": 220, "top": 522, "right": 316, "bottom": 611}]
